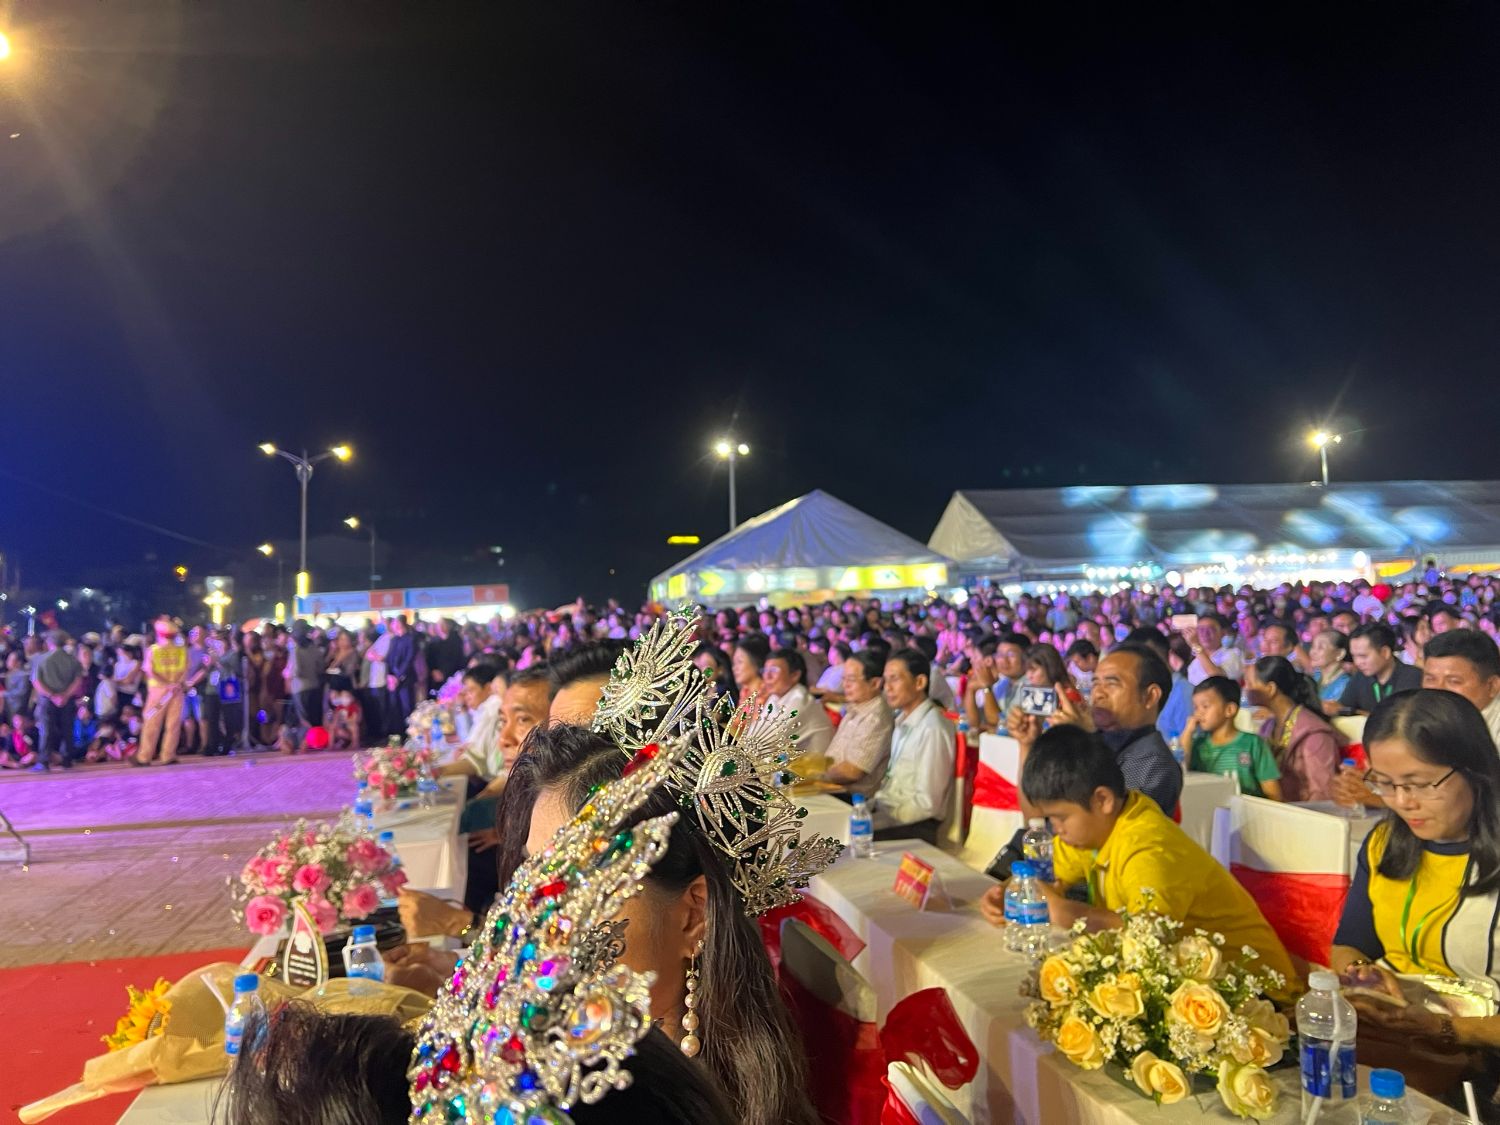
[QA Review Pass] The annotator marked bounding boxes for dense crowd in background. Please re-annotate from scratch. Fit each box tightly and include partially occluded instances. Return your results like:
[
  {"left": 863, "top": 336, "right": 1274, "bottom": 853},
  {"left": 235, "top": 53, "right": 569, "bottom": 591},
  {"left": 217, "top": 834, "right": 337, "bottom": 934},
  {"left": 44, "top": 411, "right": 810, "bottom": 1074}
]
[{"left": 4, "top": 566, "right": 1499, "bottom": 776}]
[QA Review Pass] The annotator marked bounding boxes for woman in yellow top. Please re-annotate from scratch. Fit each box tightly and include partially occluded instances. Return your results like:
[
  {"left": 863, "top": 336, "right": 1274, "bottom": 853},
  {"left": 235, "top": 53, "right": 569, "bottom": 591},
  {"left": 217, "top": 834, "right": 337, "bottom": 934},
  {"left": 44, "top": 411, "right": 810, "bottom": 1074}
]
[{"left": 1330, "top": 689, "right": 1500, "bottom": 1100}]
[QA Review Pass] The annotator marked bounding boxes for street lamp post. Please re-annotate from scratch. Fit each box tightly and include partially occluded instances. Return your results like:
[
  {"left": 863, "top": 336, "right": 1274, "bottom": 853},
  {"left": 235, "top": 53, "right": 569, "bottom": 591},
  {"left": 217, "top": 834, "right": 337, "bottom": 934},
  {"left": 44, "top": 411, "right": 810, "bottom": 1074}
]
[
  {"left": 344, "top": 517, "right": 379, "bottom": 588},
  {"left": 258, "top": 443, "right": 352, "bottom": 599},
  {"left": 713, "top": 438, "right": 751, "bottom": 530},
  {"left": 1308, "top": 430, "right": 1343, "bottom": 487},
  {"left": 257, "top": 543, "right": 284, "bottom": 618}
]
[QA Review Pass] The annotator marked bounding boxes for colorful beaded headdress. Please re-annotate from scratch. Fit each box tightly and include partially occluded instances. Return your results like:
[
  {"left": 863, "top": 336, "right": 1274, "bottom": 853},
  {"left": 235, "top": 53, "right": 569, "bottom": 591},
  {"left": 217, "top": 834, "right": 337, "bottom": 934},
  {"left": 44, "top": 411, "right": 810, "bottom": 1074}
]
[
  {"left": 408, "top": 737, "right": 683, "bottom": 1125},
  {"left": 591, "top": 606, "right": 843, "bottom": 915}
]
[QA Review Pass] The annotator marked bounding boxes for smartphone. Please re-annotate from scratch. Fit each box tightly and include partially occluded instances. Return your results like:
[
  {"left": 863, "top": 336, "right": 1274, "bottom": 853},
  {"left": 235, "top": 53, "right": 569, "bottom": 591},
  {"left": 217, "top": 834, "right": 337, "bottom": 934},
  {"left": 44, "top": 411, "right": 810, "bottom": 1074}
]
[
  {"left": 1170, "top": 613, "right": 1199, "bottom": 634},
  {"left": 1018, "top": 684, "right": 1058, "bottom": 717}
]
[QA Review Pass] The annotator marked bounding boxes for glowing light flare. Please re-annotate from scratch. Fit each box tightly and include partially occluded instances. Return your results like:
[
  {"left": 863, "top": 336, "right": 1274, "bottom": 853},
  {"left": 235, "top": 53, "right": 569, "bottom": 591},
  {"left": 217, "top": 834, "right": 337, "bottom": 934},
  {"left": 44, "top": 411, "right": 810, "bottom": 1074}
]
[
  {"left": 257, "top": 543, "right": 274, "bottom": 556},
  {"left": 330, "top": 444, "right": 353, "bottom": 461},
  {"left": 1308, "top": 430, "right": 1342, "bottom": 449},
  {"left": 0, "top": 32, "right": 12, "bottom": 61},
  {"left": 258, "top": 442, "right": 277, "bottom": 456},
  {"left": 344, "top": 516, "right": 360, "bottom": 530}
]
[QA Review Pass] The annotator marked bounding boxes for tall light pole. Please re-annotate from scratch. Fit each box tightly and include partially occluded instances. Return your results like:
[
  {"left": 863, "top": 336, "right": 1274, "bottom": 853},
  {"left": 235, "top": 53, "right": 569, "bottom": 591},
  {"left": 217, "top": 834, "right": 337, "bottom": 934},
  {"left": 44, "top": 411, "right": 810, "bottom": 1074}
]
[
  {"left": 1308, "top": 430, "right": 1342, "bottom": 487},
  {"left": 257, "top": 543, "right": 284, "bottom": 619},
  {"left": 344, "top": 516, "right": 379, "bottom": 588},
  {"left": 713, "top": 438, "right": 751, "bottom": 530},
  {"left": 258, "top": 443, "right": 352, "bottom": 598}
]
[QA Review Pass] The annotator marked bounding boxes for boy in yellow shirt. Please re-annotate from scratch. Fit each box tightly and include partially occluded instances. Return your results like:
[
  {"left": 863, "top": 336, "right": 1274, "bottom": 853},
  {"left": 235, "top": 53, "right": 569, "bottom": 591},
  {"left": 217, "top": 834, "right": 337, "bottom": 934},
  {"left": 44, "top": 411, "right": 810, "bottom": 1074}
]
[{"left": 981, "top": 725, "right": 1300, "bottom": 992}]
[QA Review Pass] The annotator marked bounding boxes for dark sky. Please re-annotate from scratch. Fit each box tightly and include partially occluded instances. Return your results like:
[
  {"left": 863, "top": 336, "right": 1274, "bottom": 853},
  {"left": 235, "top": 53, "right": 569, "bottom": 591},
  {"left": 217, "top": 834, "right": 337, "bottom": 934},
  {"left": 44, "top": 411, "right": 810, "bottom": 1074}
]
[{"left": 3, "top": 1, "right": 1499, "bottom": 609}]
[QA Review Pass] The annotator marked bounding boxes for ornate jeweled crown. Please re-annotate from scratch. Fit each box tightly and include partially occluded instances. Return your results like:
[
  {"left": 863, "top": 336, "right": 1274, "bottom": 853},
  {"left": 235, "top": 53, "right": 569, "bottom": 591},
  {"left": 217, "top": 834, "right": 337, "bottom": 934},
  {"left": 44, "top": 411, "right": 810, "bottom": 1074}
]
[
  {"left": 408, "top": 739, "right": 683, "bottom": 1124},
  {"left": 592, "top": 607, "right": 843, "bottom": 915}
]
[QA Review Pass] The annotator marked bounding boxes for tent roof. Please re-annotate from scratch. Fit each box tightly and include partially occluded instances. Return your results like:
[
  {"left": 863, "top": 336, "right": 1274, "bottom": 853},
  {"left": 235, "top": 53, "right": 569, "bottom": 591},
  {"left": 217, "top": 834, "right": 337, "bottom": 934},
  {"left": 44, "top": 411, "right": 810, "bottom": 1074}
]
[
  {"left": 927, "top": 481, "right": 1500, "bottom": 568},
  {"left": 655, "top": 489, "right": 949, "bottom": 583}
]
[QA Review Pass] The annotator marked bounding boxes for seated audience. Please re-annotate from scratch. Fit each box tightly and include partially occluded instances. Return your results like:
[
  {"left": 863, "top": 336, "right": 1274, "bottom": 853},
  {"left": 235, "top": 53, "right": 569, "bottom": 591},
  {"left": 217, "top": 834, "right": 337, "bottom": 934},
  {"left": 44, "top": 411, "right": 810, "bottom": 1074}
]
[
  {"left": 983, "top": 725, "right": 1298, "bottom": 995},
  {"left": 1310, "top": 628, "right": 1352, "bottom": 715},
  {"left": 820, "top": 649, "right": 894, "bottom": 798},
  {"left": 1182, "top": 675, "right": 1282, "bottom": 799},
  {"left": 871, "top": 648, "right": 955, "bottom": 844},
  {"left": 760, "top": 648, "right": 834, "bottom": 757},
  {"left": 1340, "top": 622, "right": 1424, "bottom": 714},
  {"left": 1420, "top": 628, "right": 1500, "bottom": 747},
  {"left": 1247, "top": 655, "right": 1344, "bottom": 802}
]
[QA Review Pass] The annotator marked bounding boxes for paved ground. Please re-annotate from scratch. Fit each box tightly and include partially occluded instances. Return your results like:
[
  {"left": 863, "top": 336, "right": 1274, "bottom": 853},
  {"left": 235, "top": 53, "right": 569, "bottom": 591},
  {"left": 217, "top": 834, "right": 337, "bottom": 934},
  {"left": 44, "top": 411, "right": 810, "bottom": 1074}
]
[{"left": 0, "top": 753, "right": 358, "bottom": 968}]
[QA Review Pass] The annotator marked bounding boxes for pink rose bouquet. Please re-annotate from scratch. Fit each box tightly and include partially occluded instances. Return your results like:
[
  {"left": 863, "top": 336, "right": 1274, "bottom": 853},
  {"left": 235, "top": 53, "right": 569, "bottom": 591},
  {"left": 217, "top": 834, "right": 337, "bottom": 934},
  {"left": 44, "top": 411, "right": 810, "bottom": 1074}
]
[
  {"left": 231, "top": 817, "right": 402, "bottom": 936},
  {"left": 353, "top": 742, "right": 438, "bottom": 801}
]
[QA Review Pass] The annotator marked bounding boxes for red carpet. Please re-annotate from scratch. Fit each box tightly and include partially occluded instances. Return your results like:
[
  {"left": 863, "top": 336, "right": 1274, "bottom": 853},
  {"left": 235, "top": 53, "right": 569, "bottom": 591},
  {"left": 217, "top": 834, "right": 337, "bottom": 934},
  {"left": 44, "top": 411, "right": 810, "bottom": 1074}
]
[{"left": 2, "top": 948, "right": 248, "bottom": 1125}]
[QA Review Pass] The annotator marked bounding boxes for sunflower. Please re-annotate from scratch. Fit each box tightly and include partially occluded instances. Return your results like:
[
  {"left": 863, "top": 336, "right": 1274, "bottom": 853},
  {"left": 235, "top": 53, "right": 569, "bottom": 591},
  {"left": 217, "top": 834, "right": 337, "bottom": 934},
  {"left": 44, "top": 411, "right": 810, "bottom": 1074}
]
[{"left": 102, "top": 977, "right": 172, "bottom": 1051}]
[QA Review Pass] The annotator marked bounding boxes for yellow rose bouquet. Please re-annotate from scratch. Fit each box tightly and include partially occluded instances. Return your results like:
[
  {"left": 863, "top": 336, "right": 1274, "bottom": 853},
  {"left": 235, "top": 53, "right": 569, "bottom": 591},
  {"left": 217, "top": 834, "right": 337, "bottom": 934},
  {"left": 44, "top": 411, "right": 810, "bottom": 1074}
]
[{"left": 1023, "top": 905, "right": 1290, "bottom": 1119}]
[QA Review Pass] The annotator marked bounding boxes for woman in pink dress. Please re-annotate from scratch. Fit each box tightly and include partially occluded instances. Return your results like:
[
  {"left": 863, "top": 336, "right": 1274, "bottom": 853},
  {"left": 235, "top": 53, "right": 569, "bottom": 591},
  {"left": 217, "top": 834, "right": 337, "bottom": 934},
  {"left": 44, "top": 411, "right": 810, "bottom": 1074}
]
[{"left": 1246, "top": 655, "right": 1347, "bottom": 802}]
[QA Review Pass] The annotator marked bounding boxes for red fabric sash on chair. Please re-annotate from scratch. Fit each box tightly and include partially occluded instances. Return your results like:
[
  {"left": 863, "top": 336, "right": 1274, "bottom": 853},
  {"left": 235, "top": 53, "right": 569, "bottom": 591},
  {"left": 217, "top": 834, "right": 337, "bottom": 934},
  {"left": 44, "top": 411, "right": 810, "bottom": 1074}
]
[
  {"left": 780, "top": 953, "right": 888, "bottom": 1125},
  {"left": 1230, "top": 864, "right": 1351, "bottom": 967},
  {"left": 882, "top": 988, "right": 980, "bottom": 1090},
  {"left": 973, "top": 761, "right": 1020, "bottom": 811},
  {"left": 758, "top": 893, "right": 866, "bottom": 981},
  {"left": 953, "top": 730, "right": 979, "bottom": 837}
]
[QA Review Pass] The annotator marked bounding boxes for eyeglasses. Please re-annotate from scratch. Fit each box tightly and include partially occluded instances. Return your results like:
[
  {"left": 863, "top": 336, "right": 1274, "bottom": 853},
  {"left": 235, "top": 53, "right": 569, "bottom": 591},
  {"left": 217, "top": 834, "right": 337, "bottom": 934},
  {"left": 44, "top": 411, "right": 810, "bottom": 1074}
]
[{"left": 1363, "top": 768, "right": 1458, "bottom": 802}]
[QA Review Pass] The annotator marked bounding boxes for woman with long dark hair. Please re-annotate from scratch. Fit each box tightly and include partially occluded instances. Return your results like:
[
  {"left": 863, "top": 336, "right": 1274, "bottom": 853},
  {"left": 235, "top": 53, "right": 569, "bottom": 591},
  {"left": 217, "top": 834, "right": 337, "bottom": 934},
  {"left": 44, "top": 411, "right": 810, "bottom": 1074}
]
[
  {"left": 1330, "top": 689, "right": 1500, "bottom": 1105},
  {"left": 494, "top": 723, "right": 820, "bottom": 1125},
  {"left": 1245, "top": 654, "right": 1345, "bottom": 801}
]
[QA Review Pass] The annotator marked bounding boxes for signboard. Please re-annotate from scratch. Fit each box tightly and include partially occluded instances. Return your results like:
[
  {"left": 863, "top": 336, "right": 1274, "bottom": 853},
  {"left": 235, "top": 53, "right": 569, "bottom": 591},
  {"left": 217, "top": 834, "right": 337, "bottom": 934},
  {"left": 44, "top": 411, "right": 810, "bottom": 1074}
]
[
  {"left": 296, "top": 590, "right": 377, "bottom": 616},
  {"left": 471, "top": 584, "right": 510, "bottom": 604},
  {"left": 892, "top": 851, "right": 937, "bottom": 910},
  {"left": 369, "top": 589, "right": 404, "bottom": 611},
  {"left": 405, "top": 586, "right": 477, "bottom": 609}
]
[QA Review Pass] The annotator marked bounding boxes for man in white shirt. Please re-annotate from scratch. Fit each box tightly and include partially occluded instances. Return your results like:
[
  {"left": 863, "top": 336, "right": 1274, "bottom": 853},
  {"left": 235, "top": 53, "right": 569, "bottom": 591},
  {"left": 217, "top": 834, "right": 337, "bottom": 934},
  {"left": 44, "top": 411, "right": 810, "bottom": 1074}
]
[
  {"left": 1421, "top": 630, "right": 1500, "bottom": 748},
  {"left": 362, "top": 622, "right": 393, "bottom": 742},
  {"left": 436, "top": 664, "right": 506, "bottom": 788},
  {"left": 822, "top": 650, "right": 895, "bottom": 799},
  {"left": 761, "top": 649, "right": 834, "bottom": 758},
  {"left": 1181, "top": 614, "right": 1245, "bottom": 685},
  {"left": 872, "top": 648, "right": 955, "bottom": 844}
]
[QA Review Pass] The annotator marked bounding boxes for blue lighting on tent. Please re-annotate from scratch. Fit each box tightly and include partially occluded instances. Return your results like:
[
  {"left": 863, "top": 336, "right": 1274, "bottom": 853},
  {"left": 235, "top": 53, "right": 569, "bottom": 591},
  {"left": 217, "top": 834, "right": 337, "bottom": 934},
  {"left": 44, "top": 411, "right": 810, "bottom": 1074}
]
[
  {"left": 1062, "top": 486, "right": 1126, "bottom": 508},
  {"left": 1282, "top": 510, "right": 1339, "bottom": 545},
  {"left": 1130, "top": 484, "right": 1218, "bottom": 511},
  {"left": 1176, "top": 530, "right": 1258, "bottom": 557},
  {"left": 1393, "top": 507, "right": 1453, "bottom": 542},
  {"left": 1087, "top": 514, "right": 1145, "bottom": 556}
]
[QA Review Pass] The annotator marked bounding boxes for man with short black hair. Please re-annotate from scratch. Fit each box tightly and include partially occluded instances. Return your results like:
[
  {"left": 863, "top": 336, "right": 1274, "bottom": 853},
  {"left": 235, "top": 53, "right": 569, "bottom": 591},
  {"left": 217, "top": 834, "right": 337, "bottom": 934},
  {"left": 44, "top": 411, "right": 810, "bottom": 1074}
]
[
  {"left": 1340, "top": 622, "right": 1423, "bottom": 714},
  {"left": 1428, "top": 603, "right": 1464, "bottom": 635},
  {"left": 1423, "top": 630, "right": 1500, "bottom": 747},
  {"left": 871, "top": 649, "right": 955, "bottom": 844},
  {"left": 822, "top": 649, "right": 894, "bottom": 798},
  {"left": 965, "top": 632, "right": 1028, "bottom": 735},
  {"left": 1180, "top": 613, "right": 1244, "bottom": 685},
  {"left": 761, "top": 648, "right": 834, "bottom": 757}
]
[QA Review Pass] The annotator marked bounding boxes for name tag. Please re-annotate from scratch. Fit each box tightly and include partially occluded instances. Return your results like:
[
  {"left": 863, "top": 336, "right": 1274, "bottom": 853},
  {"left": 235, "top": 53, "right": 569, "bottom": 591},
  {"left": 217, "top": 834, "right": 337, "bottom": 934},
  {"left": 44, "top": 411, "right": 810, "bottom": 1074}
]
[{"left": 893, "top": 851, "right": 936, "bottom": 910}]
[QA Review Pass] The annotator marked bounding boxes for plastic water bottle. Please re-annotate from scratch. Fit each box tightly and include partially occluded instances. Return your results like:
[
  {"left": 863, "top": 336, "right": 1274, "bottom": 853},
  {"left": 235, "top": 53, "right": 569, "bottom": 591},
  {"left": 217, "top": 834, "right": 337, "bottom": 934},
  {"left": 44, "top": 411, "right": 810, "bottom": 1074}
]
[
  {"left": 1004, "top": 861, "right": 1050, "bottom": 957},
  {"left": 377, "top": 830, "right": 401, "bottom": 909},
  {"left": 224, "top": 972, "right": 266, "bottom": 1057},
  {"left": 353, "top": 784, "right": 374, "bottom": 830},
  {"left": 1338, "top": 759, "right": 1366, "bottom": 819},
  {"left": 1297, "top": 970, "right": 1357, "bottom": 1121},
  {"left": 848, "top": 794, "right": 876, "bottom": 859},
  {"left": 1021, "top": 819, "right": 1054, "bottom": 884},
  {"left": 342, "top": 924, "right": 385, "bottom": 984},
  {"left": 416, "top": 761, "right": 440, "bottom": 810},
  {"left": 1360, "top": 1069, "right": 1411, "bottom": 1124}
]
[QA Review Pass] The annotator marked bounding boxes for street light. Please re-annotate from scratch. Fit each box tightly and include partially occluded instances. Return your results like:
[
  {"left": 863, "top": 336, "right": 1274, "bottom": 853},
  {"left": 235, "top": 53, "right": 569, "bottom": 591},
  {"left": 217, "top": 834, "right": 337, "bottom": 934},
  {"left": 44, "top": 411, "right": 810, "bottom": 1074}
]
[
  {"left": 712, "top": 437, "right": 751, "bottom": 530},
  {"left": 1308, "top": 430, "right": 1343, "bottom": 487},
  {"left": 0, "top": 33, "right": 12, "bottom": 61},
  {"left": 258, "top": 442, "right": 354, "bottom": 598},
  {"left": 257, "top": 543, "right": 285, "bottom": 616},
  {"left": 345, "top": 516, "right": 380, "bottom": 588}
]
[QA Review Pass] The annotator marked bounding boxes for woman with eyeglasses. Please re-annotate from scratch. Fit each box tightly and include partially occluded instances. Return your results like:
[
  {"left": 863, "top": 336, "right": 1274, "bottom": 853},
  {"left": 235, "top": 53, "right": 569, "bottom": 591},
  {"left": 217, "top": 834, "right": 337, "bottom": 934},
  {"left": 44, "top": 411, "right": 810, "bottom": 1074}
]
[{"left": 1330, "top": 689, "right": 1500, "bottom": 1107}]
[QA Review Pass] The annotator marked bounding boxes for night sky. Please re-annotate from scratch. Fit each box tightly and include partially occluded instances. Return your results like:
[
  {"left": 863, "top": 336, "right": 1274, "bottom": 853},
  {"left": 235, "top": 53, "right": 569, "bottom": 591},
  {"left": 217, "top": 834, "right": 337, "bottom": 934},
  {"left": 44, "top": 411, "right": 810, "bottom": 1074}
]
[{"left": 3, "top": 2, "right": 1499, "bottom": 610}]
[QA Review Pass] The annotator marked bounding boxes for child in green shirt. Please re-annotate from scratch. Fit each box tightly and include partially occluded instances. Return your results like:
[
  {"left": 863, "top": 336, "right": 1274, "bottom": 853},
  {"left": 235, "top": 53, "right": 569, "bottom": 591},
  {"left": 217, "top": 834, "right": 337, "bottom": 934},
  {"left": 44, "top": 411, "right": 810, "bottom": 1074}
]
[{"left": 1182, "top": 676, "right": 1283, "bottom": 800}]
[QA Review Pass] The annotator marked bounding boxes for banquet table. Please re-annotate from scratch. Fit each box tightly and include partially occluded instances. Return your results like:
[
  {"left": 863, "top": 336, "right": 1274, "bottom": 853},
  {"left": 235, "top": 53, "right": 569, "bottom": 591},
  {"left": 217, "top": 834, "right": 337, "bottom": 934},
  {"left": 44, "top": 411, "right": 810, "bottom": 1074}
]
[
  {"left": 116, "top": 779, "right": 468, "bottom": 1125},
  {"left": 809, "top": 841, "right": 1448, "bottom": 1125}
]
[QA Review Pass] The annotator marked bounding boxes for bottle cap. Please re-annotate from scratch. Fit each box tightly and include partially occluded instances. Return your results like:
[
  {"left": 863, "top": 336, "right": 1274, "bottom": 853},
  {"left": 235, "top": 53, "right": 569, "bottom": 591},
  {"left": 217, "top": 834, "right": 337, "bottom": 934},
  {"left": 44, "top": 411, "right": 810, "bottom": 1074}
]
[
  {"left": 1368, "top": 1068, "right": 1405, "bottom": 1099},
  {"left": 352, "top": 925, "right": 376, "bottom": 942},
  {"left": 1341, "top": 758, "right": 1358, "bottom": 768},
  {"left": 1307, "top": 970, "right": 1341, "bottom": 992},
  {"left": 1027, "top": 818, "right": 1046, "bottom": 829},
  {"left": 233, "top": 972, "right": 259, "bottom": 992},
  {"left": 378, "top": 830, "right": 394, "bottom": 843},
  {"left": 850, "top": 794, "right": 865, "bottom": 806},
  {"left": 1011, "top": 861, "right": 1035, "bottom": 878}
]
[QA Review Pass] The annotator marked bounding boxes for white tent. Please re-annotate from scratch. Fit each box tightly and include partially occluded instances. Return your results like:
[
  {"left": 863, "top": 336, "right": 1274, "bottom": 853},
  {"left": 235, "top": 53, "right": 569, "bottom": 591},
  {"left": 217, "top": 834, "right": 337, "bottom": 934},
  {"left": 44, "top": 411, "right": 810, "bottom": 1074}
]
[{"left": 651, "top": 489, "right": 952, "bottom": 608}]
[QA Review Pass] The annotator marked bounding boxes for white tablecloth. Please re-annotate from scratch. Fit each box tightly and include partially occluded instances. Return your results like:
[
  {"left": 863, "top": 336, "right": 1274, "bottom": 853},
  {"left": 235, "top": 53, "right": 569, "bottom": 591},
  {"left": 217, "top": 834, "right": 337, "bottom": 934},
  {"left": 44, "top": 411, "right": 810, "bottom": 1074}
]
[
  {"left": 809, "top": 841, "right": 1446, "bottom": 1125},
  {"left": 118, "top": 781, "right": 468, "bottom": 1124}
]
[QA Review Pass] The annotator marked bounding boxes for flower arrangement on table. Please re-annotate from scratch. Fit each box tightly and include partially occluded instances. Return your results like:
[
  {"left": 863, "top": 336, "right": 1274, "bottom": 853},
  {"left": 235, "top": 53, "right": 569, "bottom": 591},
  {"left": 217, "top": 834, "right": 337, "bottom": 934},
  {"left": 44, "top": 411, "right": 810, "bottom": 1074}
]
[
  {"left": 1023, "top": 905, "right": 1291, "bottom": 1120},
  {"left": 231, "top": 818, "right": 406, "bottom": 936},
  {"left": 354, "top": 742, "right": 438, "bottom": 800},
  {"left": 102, "top": 977, "right": 172, "bottom": 1051},
  {"left": 406, "top": 699, "right": 457, "bottom": 748}
]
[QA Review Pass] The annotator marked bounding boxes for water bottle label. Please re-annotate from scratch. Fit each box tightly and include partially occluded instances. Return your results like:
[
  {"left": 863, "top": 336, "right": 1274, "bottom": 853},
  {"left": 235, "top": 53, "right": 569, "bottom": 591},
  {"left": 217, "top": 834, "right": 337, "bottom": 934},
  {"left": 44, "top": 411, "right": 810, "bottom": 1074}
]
[
  {"left": 1299, "top": 1039, "right": 1355, "bottom": 1098},
  {"left": 1015, "top": 900, "right": 1049, "bottom": 926},
  {"left": 224, "top": 1018, "right": 244, "bottom": 1056}
]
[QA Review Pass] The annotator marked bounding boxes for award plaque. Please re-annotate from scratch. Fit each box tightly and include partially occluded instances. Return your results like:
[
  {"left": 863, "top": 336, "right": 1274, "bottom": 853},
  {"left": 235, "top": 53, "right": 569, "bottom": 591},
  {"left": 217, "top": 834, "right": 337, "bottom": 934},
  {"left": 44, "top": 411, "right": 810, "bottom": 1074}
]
[{"left": 281, "top": 901, "right": 330, "bottom": 988}]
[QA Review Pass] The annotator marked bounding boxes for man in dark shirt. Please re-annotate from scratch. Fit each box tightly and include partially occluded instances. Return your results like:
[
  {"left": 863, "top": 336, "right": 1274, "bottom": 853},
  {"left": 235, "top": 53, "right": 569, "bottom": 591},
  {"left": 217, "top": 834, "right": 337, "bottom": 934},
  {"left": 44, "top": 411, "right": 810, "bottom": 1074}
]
[
  {"left": 31, "top": 632, "right": 83, "bottom": 770},
  {"left": 384, "top": 616, "right": 418, "bottom": 733},
  {"left": 1339, "top": 622, "right": 1423, "bottom": 715},
  {"left": 424, "top": 618, "right": 465, "bottom": 694}
]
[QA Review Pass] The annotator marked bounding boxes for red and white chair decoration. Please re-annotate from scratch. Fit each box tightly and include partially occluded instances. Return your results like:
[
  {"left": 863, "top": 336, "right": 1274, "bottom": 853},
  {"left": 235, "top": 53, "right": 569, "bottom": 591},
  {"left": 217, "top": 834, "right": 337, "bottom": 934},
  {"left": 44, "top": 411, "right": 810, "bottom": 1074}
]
[
  {"left": 1210, "top": 795, "right": 1354, "bottom": 969},
  {"left": 937, "top": 715, "right": 978, "bottom": 856},
  {"left": 778, "top": 918, "right": 979, "bottom": 1125},
  {"left": 955, "top": 733, "right": 1024, "bottom": 872},
  {"left": 757, "top": 892, "right": 866, "bottom": 982}
]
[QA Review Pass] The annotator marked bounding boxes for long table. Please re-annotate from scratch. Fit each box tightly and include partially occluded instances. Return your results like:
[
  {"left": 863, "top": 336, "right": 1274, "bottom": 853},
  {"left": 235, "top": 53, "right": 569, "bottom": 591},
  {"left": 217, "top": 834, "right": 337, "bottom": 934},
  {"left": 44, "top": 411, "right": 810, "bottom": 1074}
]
[
  {"left": 116, "top": 780, "right": 469, "bottom": 1125},
  {"left": 809, "top": 840, "right": 1446, "bottom": 1125}
]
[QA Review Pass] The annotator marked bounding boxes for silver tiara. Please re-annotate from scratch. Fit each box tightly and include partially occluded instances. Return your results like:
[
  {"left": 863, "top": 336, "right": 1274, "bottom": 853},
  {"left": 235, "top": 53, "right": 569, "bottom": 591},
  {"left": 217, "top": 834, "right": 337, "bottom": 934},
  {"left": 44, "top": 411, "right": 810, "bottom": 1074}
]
[
  {"left": 408, "top": 736, "right": 683, "bottom": 1123},
  {"left": 592, "top": 607, "right": 843, "bottom": 915}
]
